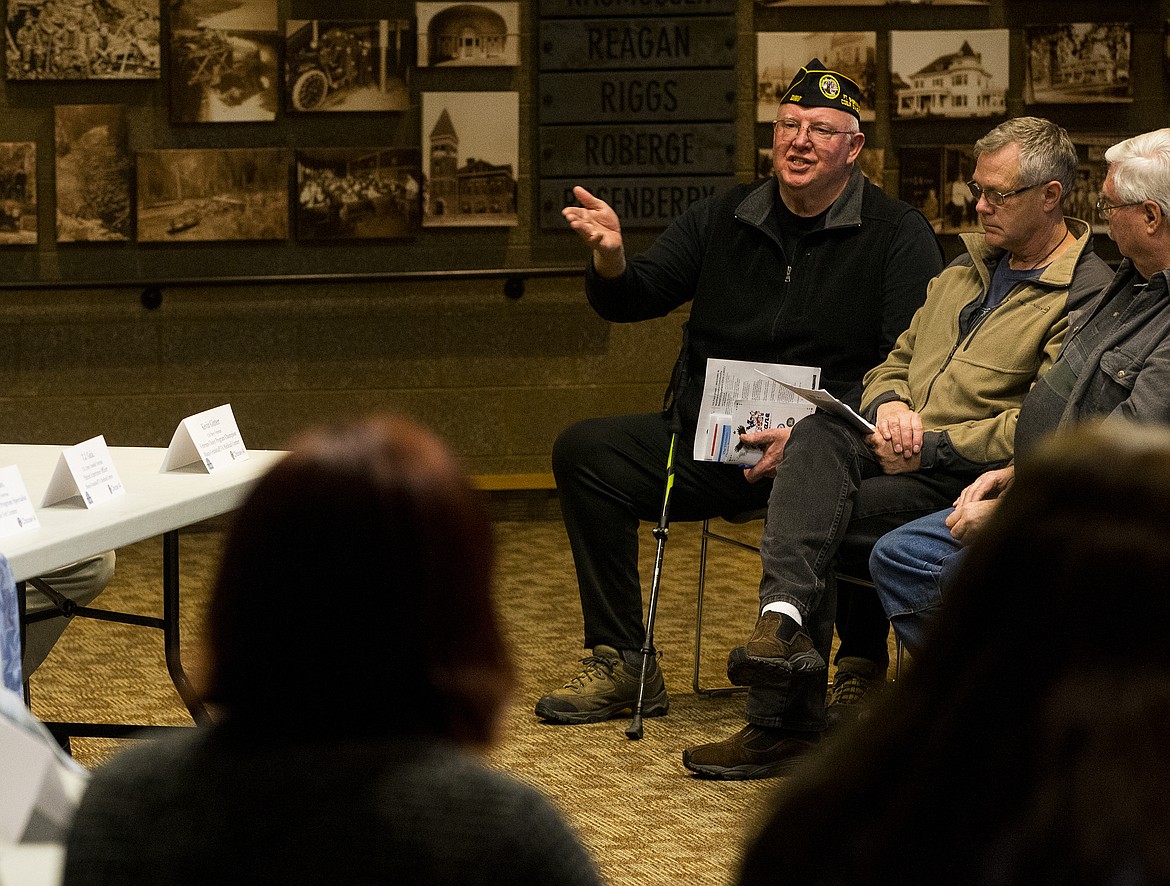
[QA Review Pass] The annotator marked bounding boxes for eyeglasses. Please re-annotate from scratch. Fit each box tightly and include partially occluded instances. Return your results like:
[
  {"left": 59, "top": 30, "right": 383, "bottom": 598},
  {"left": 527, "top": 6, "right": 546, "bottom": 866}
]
[
  {"left": 1095, "top": 197, "right": 1143, "bottom": 221},
  {"left": 773, "top": 118, "right": 855, "bottom": 144},
  {"left": 966, "top": 180, "right": 1042, "bottom": 207}
]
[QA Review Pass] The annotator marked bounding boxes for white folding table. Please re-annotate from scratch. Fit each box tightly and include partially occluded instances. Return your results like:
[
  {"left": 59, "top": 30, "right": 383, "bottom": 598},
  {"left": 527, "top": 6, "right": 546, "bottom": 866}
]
[{"left": 0, "top": 444, "right": 285, "bottom": 739}]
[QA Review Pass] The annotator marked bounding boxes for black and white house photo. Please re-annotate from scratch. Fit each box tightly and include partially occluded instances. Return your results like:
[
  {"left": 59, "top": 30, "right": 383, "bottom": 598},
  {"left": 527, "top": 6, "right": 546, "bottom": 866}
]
[
  {"left": 136, "top": 148, "right": 289, "bottom": 242},
  {"left": 169, "top": 0, "right": 279, "bottom": 123},
  {"left": 422, "top": 91, "right": 518, "bottom": 227},
  {"left": 6, "top": 0, "right": 160, "bottom": 80},
  {"left": 891, "top": 30, "right": 1009, "bottom": 119},
  {"left": 296, "top": 148, "right": 422, "bottom": 241},
  {"left": 415, "top": 2, "right": 519, "bottom": 67},
  {"left": 1026, "top": 23, "right": 1132, "bottom": 105},
  {"left": 55, "top": 104, "right": 131, "bottom": 242},
  {"left": 0, "top": 142, "right": 37, "bottom": 245},
  {"left": 757, "top": 31, "right": 876, "bottom": 122},
  {"left": 285, "top": 19, "right": 412, "bottom": 112}
]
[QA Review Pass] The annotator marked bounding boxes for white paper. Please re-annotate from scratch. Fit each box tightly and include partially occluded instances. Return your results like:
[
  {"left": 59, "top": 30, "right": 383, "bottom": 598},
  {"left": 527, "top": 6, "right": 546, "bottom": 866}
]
[
  {"left": 0, "top": 466, "right": 39, "bottom": 538},
  {"left": 40, "top": 436, "right": 125, "bottom": 509},
  {"left": 693, "top": 360, "right": 820, "bottom": 465},
  {"left": 760, "top": 376, "right": 877, "bottom": 434},
  {"left": 162, "top": 404, "right": 249, "bottom": 474}
]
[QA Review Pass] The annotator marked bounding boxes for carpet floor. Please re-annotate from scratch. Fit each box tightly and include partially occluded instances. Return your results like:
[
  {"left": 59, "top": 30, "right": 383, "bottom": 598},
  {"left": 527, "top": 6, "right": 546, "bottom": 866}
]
[{"left": 26, "top": 515, "right": 894, "bottom": 886}]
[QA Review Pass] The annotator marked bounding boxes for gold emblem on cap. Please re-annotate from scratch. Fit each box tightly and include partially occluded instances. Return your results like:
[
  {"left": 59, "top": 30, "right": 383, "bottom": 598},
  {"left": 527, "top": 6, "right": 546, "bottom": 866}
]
[{"left": 819, "top": 74, "right": 841, "bottom": 100}]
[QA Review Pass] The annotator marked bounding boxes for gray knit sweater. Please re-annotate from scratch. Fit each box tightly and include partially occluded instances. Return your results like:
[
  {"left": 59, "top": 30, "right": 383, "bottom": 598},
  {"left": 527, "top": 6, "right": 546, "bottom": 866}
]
[{"left": 63, "top": 725, "right": 603, "bottom": 885}]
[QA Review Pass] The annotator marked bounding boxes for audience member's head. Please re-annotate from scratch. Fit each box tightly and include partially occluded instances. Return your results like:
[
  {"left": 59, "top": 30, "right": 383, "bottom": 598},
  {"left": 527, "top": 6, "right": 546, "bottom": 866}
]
[
  {"left": 1104, "top": 127, "right": 1170, "bottom": 220},
  {"left": 973, "top": 115, "right": 1078, "bottom": 198},
  {"left": 203, "top": 413, "right": 513, "bottom": 746},
  {"left": 740, "top": 421, "right": 1170, "bottom": 886}
]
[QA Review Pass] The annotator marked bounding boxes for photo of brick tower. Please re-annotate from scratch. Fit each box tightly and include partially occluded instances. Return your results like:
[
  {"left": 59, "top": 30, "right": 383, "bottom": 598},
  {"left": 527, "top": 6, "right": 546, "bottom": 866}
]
[{"left": 422, "top": 91, "right": 518, "bottom": 227}]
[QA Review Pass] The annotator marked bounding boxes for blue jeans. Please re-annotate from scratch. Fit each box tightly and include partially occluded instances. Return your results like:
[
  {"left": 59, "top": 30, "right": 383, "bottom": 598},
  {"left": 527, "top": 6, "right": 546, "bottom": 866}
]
[{"left": 868, "top": 508, "right": 967, "bottom": 655}]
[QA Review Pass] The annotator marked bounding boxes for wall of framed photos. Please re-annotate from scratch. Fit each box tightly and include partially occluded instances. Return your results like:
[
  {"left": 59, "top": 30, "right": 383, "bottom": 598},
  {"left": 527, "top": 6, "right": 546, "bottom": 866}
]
[{"left": 4, "top": 0, "right": 1170, "bottom": 473}]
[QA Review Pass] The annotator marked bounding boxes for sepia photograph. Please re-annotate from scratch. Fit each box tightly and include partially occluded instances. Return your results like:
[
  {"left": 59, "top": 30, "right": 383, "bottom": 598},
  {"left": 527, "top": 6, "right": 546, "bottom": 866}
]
[
  {"left": 899, "top": 146, "right": 979, "bottom": 234},
  {"left": 6, "top": 0, "right": 160, "bottom": 80},
  {"left": 891, "top": 30, "right": 1008, "bottom": 119},
  {"left": 296, "top": 148, "right": 421, "bottom": 240},
  {"left": 1026, "top": 23, "right": 1131, "bottom": 105},
  {"left": 416, "top": 2, "right": 519, "bottom": 67},
  {"left": 1066, "top": 134, "right": 1130, "bottom": 233},
  {"left": 136, "top": 148, "right": 289, "bottom": 242},
  {"left": 0, "top": 143, "right": 37, "bottom": 245},
  {"left": 55, "top": 104, "right": 131, "bottom": 242},
  {"left": 285, "top": 19, "right": 412, "bottom": 112},
  {"left": 422, "top": 91, "right": 518, "bottom": 227},
  {"left": 169, "top": 0, "right": 279, "bottom": 123},
  {"left": 757, "top": 32, "right": 876, "bottom": 123}
]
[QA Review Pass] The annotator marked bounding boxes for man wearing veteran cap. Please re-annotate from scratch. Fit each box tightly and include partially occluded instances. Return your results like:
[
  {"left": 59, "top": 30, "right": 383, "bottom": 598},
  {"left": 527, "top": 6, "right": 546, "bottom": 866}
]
[{"left": 537, "top": 61, "right": 942, "bottom": 726}]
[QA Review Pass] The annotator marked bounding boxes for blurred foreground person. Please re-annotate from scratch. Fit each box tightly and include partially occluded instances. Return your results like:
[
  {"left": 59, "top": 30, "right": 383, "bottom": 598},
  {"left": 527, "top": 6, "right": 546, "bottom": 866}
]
[
  {"left": 63, "top": 414, "right": 602, "bottom": 886},
  {"left": 740, "top": 421, "right": 1170, "bottom": 886}
]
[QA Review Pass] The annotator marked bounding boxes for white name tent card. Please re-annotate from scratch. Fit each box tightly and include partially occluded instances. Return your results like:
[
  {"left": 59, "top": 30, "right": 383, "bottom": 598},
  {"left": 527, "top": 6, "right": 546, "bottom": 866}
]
[
  {"left": 0, "top": 467, "right": 38, "bottom": 538},
  {"left": 162, "top": 404, "right": 249, "bottom": 474},
  {"left": 40, "top": 436, "right": 125, "bottom": 509}
]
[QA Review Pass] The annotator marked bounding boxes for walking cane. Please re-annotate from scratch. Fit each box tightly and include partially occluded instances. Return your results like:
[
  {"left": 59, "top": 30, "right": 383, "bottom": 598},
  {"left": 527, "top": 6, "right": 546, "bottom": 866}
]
[{"left": 625, "top": 430, "right": 678, "bottom": 740}]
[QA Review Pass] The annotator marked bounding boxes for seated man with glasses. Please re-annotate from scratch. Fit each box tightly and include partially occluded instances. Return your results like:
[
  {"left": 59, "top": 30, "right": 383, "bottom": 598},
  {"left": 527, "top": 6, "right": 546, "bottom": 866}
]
[
  {"left": 682, "top": 116, "right": 1114, "bottom": 779},
  {"left": 538, "top": 60, "right": 943, "bottom": 727},
  {"left": 870, "top": 127, "right": 1170, "bottom": 658}
]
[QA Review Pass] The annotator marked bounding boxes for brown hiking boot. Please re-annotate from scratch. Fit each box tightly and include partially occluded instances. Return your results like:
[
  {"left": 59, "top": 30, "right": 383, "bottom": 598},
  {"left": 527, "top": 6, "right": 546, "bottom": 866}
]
[
  {"left": 825, "top": 656, "right": 887, "bottom": 730},
  {"left": 682, "top": 724, "right": 816, "bottom": 780},
  {"left": 534, "top": 645, "right": 668, "bottom": 724},
  {"left": 727, "top": 611, "right": 826, "bottom": 686}
]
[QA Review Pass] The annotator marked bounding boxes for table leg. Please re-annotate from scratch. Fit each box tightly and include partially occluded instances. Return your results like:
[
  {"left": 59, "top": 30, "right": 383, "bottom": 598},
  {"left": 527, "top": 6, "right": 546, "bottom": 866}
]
[{"left": 162, "top": 530, "right": 211, "bottom": 725}]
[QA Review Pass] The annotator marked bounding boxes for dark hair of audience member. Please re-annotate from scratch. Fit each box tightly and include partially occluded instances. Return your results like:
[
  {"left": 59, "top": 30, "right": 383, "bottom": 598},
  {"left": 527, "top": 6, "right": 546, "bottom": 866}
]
[
  {"left": 740, "top": 421, "right": 1170, "bottom": 886},
  {"left": 202, "top": 413, "right": 513, "bottom": 746}
]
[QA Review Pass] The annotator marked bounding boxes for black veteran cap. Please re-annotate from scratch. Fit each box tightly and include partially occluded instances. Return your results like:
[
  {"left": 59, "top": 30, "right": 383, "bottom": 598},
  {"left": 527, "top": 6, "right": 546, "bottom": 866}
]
[{"left": 778, "top": 58, "right": 863, "bottom": 121}]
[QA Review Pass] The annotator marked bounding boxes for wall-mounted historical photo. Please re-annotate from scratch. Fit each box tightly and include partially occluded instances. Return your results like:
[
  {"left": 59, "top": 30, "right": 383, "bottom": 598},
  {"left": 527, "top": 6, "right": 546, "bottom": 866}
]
[
  {"left": 758, "top": 146, "right": 884, "bottom": 190},
  {"left": 285, "top": 19, "right": 412, "bottom": 112},
  {"left": 169, "top": 0, "right": 279, "bottom": 123},
  {"left": 136, "top": 148, "right": 289, "bottom": 242},
  {"left": 6, "top": 0, "right": 160, "bottom": 80},
  {"left": 55, "top": 104, "right": 131, "bottom": 242},
  {"left": 416, "top": 2, "right": 519, "bottom": 67},
  {"left": 891, "top": 30, "right": 1008, "bottom": 119},
  {"left": 296, "top": 148, "right": 422, "bottom": 240},
  {"left": 0, "top": 143, "right": 37, "bottom": 245},
  {"left": 422, "top": 91, "right": 518, "bottom": 227},
  {"left": 899, "top": 146, "right": 979, "bottom": 234},
  {"left": 1067, "top": 134, "right": 1126, "bottom": 233},
  {"left": 757, "top": 32, "right": 876, "bottom": 123},
  {"left": 1025, "top": 23, "right": 1132, "bottom": 105}
]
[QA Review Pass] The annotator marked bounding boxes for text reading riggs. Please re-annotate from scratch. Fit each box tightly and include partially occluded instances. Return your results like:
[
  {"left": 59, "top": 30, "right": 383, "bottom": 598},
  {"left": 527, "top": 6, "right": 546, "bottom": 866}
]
[
  {"left": 588, "top": 24, "right": 691, "bottom": 61},
  {"left": 600, "top": 78, "right": 678, "bottom": 113}
]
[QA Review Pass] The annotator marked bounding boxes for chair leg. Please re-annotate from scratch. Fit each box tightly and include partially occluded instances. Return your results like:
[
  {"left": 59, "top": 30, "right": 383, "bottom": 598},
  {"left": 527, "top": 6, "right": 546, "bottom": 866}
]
[{"left": 693, "top": 518, "right": 748, "bottom": 698}]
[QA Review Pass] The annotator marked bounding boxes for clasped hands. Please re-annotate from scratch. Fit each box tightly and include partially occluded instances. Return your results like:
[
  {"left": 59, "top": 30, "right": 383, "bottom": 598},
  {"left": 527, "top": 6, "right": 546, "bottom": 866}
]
[{"left": 739, "top": 400, "right": 924, "bottom": 482}]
